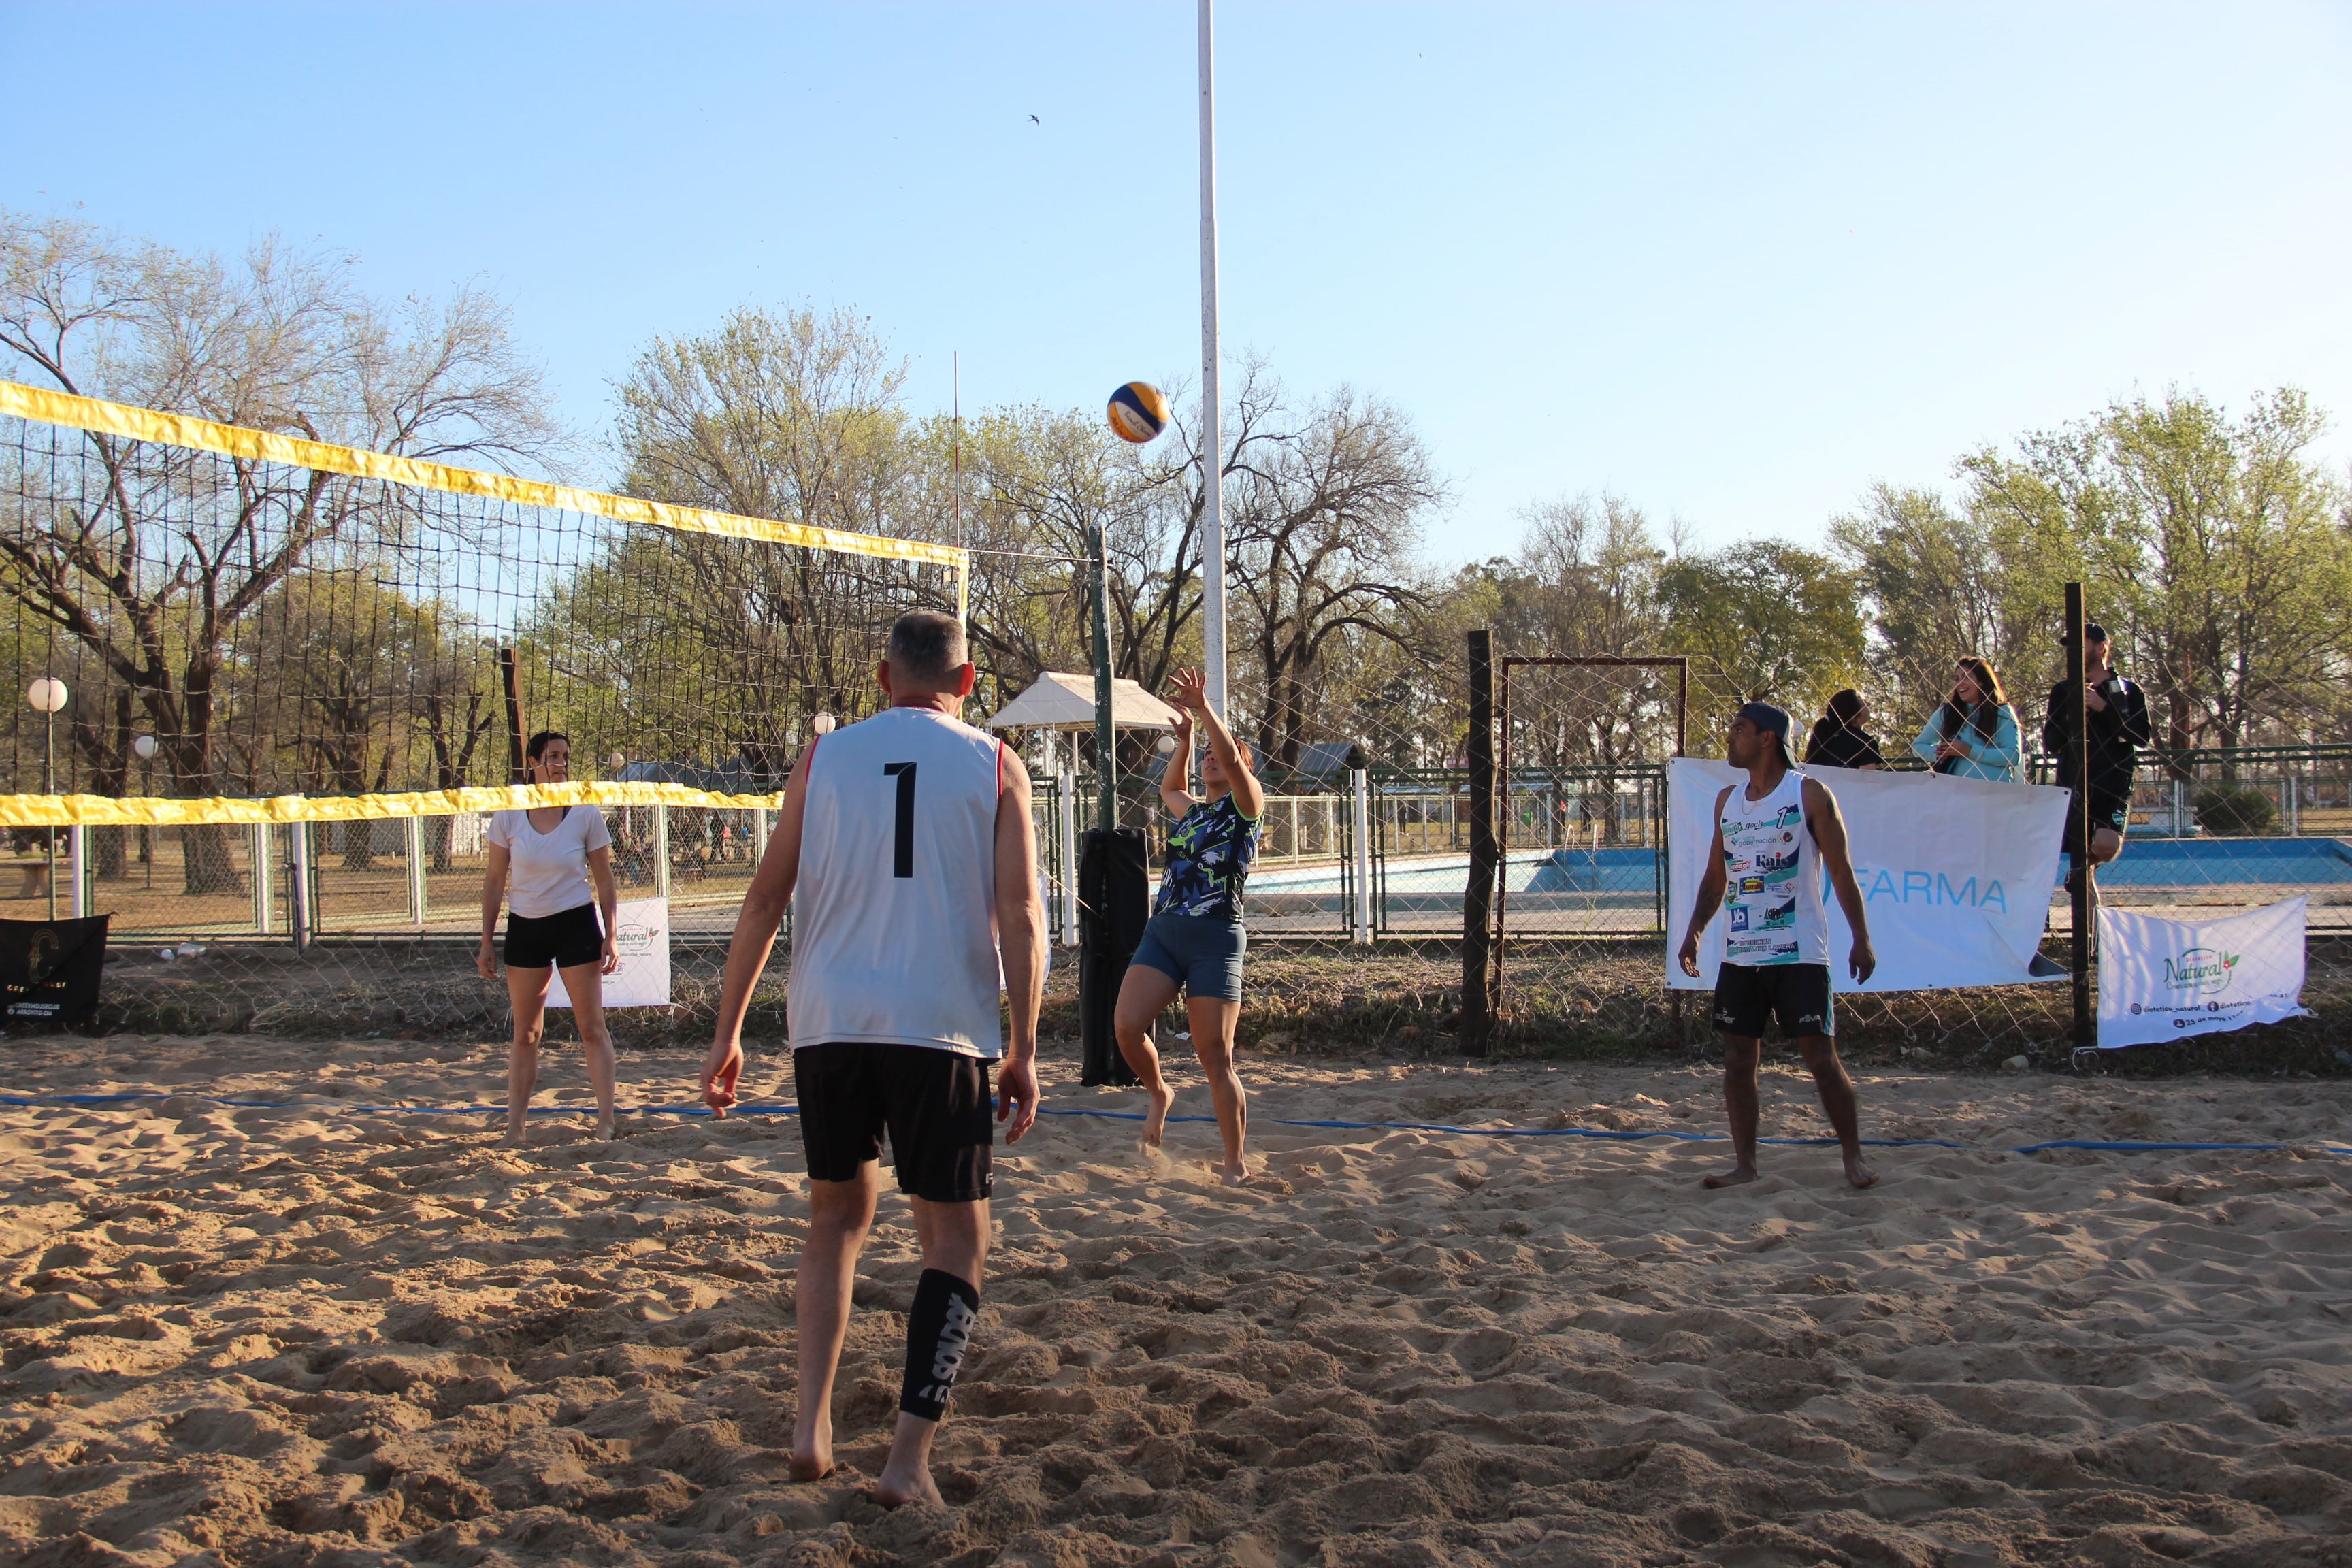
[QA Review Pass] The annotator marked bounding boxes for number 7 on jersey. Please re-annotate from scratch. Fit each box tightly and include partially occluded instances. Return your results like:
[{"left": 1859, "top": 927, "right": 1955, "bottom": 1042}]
[{"left": 883, "top": 762, "right": 917, "bottom": 877}]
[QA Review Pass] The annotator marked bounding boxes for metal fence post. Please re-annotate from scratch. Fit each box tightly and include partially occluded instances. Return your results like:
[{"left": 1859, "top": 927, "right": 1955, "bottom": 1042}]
[
  {"left": 1058, "top": 740, "right": 1081, "bottom": 945},
  {"left": 406, "top": 815, "right": 428, "bottom": 927},
  {"left": 1462, "top": 629, "right": 1496, "bottom": 1056},
  {"left": 289, "top": 821, "right": 312, "bottom": 955},
  {"left": 2065, "top": 582, "right": 2092, "bottom": 1052},
  {"left": 252, "top": 823, "right": 274, "bottom": 934},
  {"left": 68, "top": 825, "right": 86, "bottom": 919},
  {"left": 653, "top": 804, "right": 671, "bottom": 901},
  {"left": 1350, "top": 764, "right": 1373, "bottom": 945}
]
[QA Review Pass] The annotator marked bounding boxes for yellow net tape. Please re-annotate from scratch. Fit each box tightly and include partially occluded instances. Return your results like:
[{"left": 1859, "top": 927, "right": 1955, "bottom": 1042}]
[
  {"left": 0, "top": 380, "right": 969, "bottom": 618},
  {"left": 0, "top": 781, "right": 781, "bottom": 829}
]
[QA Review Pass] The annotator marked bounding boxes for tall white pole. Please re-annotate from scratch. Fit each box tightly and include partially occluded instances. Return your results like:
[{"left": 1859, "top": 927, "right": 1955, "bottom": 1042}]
[{"left": 1198, "top": 0, "right": 1228, "bottom": 719}]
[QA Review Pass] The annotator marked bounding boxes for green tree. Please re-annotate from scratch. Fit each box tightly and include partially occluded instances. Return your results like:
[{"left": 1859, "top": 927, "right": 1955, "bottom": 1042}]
[
  {"left": 1659, "top": 540, "right": 1865, "bottom": 734},
  {"left": 1960, "top": 388, "right": 2352, "bottom": 757},
  {"left": 1828, "top": 482, "right": 2041, "bottom": 730}
]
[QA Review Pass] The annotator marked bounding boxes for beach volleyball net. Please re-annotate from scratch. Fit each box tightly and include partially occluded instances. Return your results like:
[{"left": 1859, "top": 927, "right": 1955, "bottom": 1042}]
[{"left": 0, "top": 380, "right": 969, "bottom": 1034}]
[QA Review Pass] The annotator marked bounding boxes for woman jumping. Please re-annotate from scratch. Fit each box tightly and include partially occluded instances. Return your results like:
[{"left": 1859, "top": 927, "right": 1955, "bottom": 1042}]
[
  {"left": 476, "top": 730, "right": 621, "bottom": 1144},
  {"left": 1114, "top": 668, "right": 1266, "bottom": 1185}
]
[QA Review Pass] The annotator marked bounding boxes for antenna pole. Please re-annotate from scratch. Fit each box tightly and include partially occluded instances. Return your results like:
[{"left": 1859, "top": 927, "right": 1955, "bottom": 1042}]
[{"left": 1198, "top": 0, "right": 1227, "bottom": 719}]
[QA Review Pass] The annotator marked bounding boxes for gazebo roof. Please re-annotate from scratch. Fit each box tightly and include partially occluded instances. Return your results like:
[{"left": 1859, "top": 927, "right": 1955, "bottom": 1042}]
[{"left": 983, "top": 671, "right": 1181, "bottom": 732}]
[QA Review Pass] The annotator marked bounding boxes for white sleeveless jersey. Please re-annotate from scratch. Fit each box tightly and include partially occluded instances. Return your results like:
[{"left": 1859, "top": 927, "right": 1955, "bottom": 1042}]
[
  {"left": 1717, "top": 770, "right": 1830, "bottom": 968},
  {"left": 789, "top": 706, "right": 1009, "bottom": 1058}
]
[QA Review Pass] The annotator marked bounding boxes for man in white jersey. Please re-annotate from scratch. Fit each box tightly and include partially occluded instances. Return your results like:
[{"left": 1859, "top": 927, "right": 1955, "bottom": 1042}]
[
  {"left": 1676, "top": 702, "right": 1880, "bottom": 1190},
  {"left": 700, "top": 610, "right": 1045, "bottom": 1507}
]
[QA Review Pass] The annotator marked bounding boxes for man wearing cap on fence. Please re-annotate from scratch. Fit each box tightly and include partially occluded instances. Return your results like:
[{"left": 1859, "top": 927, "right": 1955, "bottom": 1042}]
[
  {"left": 2040, "top": 622, "right": 2152, "bottom": 872},
  {"left": 1678, "top": 701, "right": 1881, "bottom": 1190}
]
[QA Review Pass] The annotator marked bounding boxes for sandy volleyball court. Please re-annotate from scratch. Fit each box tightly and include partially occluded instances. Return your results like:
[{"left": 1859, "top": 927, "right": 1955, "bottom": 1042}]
[{"left": 1, "top": 1034, "right": 2348, "bottom": 1568}]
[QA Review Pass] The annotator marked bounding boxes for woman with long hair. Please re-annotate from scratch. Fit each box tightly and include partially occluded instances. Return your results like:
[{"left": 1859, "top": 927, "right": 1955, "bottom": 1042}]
[
  {"left": 1804, "top": 689, "right": 1884, "bottom": 770},
  {"left": 477, "top": 731, "right": 622, "bottom": 1143},
  {"left": 1909, "top": 657, "right": 2022, "bottom": 782},
  {"left": 1113, "top": 667, "right": 1267, "bottom": 1185}
]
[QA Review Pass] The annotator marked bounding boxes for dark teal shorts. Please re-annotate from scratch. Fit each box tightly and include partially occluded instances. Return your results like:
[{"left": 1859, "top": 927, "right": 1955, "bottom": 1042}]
[{"left": 1128, "top": 909, "right": 1246, "bottom": 1002}]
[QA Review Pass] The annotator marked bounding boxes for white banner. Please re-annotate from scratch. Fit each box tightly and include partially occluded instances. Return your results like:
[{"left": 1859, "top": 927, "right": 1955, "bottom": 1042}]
[
  {"left": 2095, "top": 895, "right": 2310, "bottom": 1049},
  {"left": 1666, "top": 758, "right": 2070, "bottom": 993},
  {"left": 551, "top": 896, "right": 671, "bottom": 1009}
]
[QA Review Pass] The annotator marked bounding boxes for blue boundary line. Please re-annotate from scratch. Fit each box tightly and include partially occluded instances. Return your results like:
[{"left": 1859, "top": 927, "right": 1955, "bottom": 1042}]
[{"left": 1, "top": 1090, "right": 2345, "bottom": 1158}]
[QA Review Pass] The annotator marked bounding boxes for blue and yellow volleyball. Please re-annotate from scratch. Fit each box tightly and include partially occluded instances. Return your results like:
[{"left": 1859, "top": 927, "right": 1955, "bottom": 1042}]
[{"left": 1107, "top": 380, "right": 1171, "bottom": 444}]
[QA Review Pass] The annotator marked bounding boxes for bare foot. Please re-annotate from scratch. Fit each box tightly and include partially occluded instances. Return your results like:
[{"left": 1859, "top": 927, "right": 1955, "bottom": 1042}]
[
  {"left": 1702, "top": 1162, "right": 1759, "bottom": 1188},
  {"left": 1141, "top": 1081, "right": 1175, "bottom": 1148},
  {"left": 593, "top": 1116, "right": 616, "bottom": 1141},
  {"left": 500, "top": 1125, "right": 529, "bottom": 1149},
  {"left": 1220, "top": 1161, "right": 1250, "bottom": 1187},
  {"left": 1843, "top": 1154, "right": 1880, "bottom": 1189},
  {"left": 870, "top": 1460, "right": 943, "bottom": 1508},
  {"left": 789, "top": 1412, "right": 832, "bottom": 1482}
]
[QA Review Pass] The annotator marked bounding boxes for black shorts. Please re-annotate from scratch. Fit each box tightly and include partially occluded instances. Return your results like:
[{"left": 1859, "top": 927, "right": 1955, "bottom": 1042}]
[
  {"left": 504, "top": 903, "right": 604, "bottom": 970},
  {"left": 1712, "top": 962, "right": 1835, "bottom": 1039},
  {"left": 794, "top": 1043, "right": 994, "bottom": 1203},
  {"left": 2063, "top": 788, "right": 2132, "bottom": 858}
]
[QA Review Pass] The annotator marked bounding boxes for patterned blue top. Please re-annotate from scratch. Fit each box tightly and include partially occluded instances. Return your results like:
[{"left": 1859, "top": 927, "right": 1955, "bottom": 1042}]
[{"left": 1154, "top": 794, "right": 1262, "bottom": 922}]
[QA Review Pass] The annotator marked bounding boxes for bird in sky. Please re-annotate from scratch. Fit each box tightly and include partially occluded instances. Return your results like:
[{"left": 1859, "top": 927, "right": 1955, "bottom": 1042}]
[{"left": 1028, "top": 114, "right": 1040, "bottom": 124}]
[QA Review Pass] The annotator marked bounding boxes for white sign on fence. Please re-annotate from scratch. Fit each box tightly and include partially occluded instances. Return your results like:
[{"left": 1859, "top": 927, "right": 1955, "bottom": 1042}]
[
  {"left": 551, "top": 896, "right": 671, "bottom": 1009},
  {"left": 2095, "top": 895, "right": 2310, "bottom": 1049},
  {"left": 1666, "top": 757, "right": 2071, "bottom": 993}
]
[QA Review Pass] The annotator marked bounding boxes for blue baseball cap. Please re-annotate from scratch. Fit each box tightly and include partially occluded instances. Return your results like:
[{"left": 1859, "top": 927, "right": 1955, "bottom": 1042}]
[{"left": 1735, "top": 701, "right": 1793, "bottom": 756}]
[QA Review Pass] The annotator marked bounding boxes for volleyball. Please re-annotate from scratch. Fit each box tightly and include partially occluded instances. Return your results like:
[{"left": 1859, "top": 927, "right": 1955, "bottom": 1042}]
[{"left": 1107, "top": 381, "right": 1171, "bottom": 444}]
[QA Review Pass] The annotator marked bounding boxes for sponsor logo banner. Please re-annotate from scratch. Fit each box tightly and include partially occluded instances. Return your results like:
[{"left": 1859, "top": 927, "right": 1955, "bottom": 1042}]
[
  {"left": 2095, "top": 895, "right": 2309, "bottom": 1050},
  {"left": 1667, "top": 758, "right": 2070, "bottom": 993},
  {"left": 551, "top": 896, "right": 672, "bottom": 1009}
]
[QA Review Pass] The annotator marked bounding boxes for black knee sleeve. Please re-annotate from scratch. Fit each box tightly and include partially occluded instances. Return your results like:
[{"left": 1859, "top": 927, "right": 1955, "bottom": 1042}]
[{"left": 899, "top": 1269, "right": 980, "bottom": 1422}]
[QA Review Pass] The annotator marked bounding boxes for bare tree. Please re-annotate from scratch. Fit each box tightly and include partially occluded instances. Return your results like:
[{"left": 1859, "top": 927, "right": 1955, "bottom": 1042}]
[
  {"left": 1224, "top": 379, "right": 1442, "bottom": 768},
  {"left": 0, "top": 210, "right": 560, "bottom": 891}
]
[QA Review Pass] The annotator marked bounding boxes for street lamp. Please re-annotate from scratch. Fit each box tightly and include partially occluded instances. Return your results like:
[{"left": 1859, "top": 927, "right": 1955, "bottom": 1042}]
[
  {"left": 133, "top": 735, "right": 158, "bottom": 887},
  {"left": 811, "top": 710, "right": 836, "bottom": 736},
  {"left": 25, "top": 678, "right": 68, "bottom": 919}
]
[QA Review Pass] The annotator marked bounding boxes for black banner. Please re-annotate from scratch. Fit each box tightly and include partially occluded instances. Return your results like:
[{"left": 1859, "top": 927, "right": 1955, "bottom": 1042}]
[{"left": 0, "top": 915, "right": 110, "bottom": 1029}]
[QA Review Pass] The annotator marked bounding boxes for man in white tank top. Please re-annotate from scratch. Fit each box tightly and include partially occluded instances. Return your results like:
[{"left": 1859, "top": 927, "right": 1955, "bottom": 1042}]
[
  {"left": 699, "top": 610, "right": 1045, "bottom": 1509},
  {"left": 1676, "top": 702, "right": 1880, "bottom": 1190}
]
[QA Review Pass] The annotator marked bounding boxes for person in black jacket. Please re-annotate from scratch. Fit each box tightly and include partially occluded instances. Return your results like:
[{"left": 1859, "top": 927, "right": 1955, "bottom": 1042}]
[
  {"left": 1803, "top": 689, "right": 1884, "bottom": 770},
  {"left": 2041, "top": 623, "right": 2152, "bottom": 867}
]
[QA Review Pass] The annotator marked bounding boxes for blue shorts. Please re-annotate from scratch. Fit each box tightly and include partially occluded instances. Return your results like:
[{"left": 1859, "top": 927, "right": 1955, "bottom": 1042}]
[{"left": 1128, "top": 909, "right": 1246, "bottom": 1002}]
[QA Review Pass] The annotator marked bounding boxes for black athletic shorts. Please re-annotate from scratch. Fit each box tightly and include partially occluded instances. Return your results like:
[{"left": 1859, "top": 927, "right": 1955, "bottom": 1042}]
[
  {"left": 2063, "top": 788, "right": 2132, "bottom": 858},
  {"left": 503, "top": 902, "right": 604, "bottom": 970},
  {"left": 794, "top": 1043, "right": 994, "bottom": 1203},
  {"left": 1712, "top": 962, "right": 1835, "bottom": 1039}
]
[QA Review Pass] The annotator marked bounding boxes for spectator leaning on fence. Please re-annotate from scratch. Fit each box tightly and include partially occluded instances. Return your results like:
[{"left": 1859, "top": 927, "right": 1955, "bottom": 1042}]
[
  {"left": 2041, "top": 622, "right": 2151, "bottom": 868},
  {"left": 1804, "top": 689, "right": 1884, "bottom": 770},
  {"left": 1910, "top": 657, "right": 2022, "bottom": 783}
]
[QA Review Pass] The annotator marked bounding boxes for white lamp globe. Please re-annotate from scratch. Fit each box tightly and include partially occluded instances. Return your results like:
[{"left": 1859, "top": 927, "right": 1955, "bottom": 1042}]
[
  {"left": 811, "top": 710, "right": 836, "bottom": 736},
  {"left": 608, "top": 751, "right": 626, "bottom": 774},
  {"left": 25, "top": 677, "right": 68, "bottom": 714},
  {"left": 1155, "top": 734, "right": 1177, "bottom": 754},
  {"left": 133, "top": 734, "right": 159, "bottom": 760}
]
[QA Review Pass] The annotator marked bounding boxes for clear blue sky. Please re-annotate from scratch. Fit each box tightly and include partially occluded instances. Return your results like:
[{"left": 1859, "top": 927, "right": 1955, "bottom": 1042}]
[{"left": 3, "top": 2, "right": 2347, "bottom": 563}]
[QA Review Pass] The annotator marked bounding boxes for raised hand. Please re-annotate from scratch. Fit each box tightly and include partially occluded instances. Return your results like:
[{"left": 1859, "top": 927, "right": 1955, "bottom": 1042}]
[{"left": 1169, "top": 667, "right": 1209, "bottom": 715}]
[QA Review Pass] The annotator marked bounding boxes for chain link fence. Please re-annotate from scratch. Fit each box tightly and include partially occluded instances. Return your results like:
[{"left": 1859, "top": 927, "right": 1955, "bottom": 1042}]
[{"left": 6, "top": 644, "right": 2347, "bottom": 1076}]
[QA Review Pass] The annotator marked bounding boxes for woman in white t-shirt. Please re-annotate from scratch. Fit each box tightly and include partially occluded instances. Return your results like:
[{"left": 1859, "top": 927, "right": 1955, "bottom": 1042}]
[{"left": 476, "top": 732, "right": 621, "bottom": 1143}]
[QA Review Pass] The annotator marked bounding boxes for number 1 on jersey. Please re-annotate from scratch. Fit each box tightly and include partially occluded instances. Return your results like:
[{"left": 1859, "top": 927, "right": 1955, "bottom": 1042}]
[{"left": 883, "top": 762, "right": 917, "bottom": 877}]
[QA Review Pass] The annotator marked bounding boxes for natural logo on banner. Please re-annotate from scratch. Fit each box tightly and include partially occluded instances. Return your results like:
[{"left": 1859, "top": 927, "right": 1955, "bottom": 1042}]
[{"left": 2162, "top": 947, "right": 2239, "bottom": 998}]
